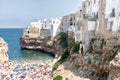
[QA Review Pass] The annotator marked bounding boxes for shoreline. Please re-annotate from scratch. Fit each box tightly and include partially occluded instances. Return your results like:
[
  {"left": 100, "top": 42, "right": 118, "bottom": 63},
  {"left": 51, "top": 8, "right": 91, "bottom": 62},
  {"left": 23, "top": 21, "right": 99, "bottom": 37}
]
[{"left": 20, "top": 48, "right": 55, "bottom": 58}]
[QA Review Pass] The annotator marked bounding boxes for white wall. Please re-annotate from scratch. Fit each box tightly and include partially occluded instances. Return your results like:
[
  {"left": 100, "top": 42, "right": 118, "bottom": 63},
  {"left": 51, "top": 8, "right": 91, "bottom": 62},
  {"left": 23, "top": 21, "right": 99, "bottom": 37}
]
[
  {"left": 105, "top": 0, "right": 120, "bottom": 18},
  {"left": 52, "top": 19, "right": 61, "bottom": 37},
  {"left": 85, "top": 0, "right": 99, "bottom": 15},
  {"left": 92, "top": 0, "right": 99, "bottom": 13},
  {"left": 88, "top": 21, "right": 96, "bottom": 31},
  {"left": 105, "top": 0, "right": 120, "bottom": 31}
]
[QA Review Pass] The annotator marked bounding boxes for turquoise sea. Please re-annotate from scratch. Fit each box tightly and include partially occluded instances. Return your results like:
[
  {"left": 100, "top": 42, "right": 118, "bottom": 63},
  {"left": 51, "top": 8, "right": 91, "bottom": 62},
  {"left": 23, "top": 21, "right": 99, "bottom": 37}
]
[{"left": 0, "top": 28, "right": 54, "bottom": 62}]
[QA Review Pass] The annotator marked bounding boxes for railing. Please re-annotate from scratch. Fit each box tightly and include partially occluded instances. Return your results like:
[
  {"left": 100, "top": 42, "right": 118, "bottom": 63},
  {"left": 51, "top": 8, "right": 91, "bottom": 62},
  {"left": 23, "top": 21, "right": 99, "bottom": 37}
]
[
  {"left": 83, "top": 14, "right": 89, "bottom": 19},
  {"left": 110, "top": 12, "right": 115, "bottom": 17},
  {"left": 106, "top": 26, "right": 112, "bottom": 31},
  {"left": 83, "top": 13, "right": 98, "bottom": 20}
]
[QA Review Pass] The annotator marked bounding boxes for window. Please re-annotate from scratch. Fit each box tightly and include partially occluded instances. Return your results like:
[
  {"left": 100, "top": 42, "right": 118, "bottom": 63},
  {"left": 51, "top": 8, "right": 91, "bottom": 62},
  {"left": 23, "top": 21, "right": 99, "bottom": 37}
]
[
  {"left": 28, "top": 31, "right": 29, "bottom": 34},
  {"left": 80, "top": 10, "right": 82, "bottom": 12},
  {"left": 110, "top": 22, "right": 113, "bottom": 29},
  {"left": 74, "top": 23, "right": 75, "bottom": 26},
  {"left": 74, "top": 17, "right": 76, "bottom": 20},
  {"left": 88, "top": 1, "right": 90, "bottom": 6},
  {"left": 78, "top": 26, "right": 81, "bottom": 31},
  {"left": 110, "top": 8, "right": 115, "bottom": 17},
  {"left": 70, "top": 17, "right": 72, "bottom": 21},
  {"left": 96, "top": 12, "right": 98, "bottom": 18},
  {"left": 70, "top": 22, "right": 73, "bottom": 26},
  {"left": 94, "top": 0, "right": 96, "bottom": 4},
  {"left": 107, "top": 21, "right": 113, "bottom": 30},
  {"left": 83, "top": 4, "right": 85, "bottom": 8},
  {"left": 53, "top": 21, "right": 55, "bottom": 24},
  {"left": 112, "top": 8, "right": 115, "bottom": 17}
]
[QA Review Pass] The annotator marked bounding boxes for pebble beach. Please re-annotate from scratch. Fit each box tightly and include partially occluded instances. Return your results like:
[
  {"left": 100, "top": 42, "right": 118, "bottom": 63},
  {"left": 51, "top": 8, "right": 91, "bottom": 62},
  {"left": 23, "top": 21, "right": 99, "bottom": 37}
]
[{"left": 0, "top": 60, "right": 53, "bottom": 80}]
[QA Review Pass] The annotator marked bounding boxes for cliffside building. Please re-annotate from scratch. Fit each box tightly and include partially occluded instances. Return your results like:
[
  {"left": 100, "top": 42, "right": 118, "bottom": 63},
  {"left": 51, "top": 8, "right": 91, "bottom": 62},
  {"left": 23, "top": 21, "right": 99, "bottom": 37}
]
[
  {"left": 105, "top": 0, "right": 120, "bottom": 38},
  {"left": 81, "top": 0, "right": 99, "bottom": 44},
  {"left": 23, "top": 18, "right": 61, "bottom": 38}
]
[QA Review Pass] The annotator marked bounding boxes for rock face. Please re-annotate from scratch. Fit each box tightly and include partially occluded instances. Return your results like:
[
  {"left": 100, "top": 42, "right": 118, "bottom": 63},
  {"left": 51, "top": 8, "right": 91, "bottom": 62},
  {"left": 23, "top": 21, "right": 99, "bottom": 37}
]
[
  {"left": 19, "top": 36, "right": 63, "bottom": 56},
  {"left": 53, "top": 37, "right": 120, "bottom": 80},
  {"left": 108, "top": 52, "right": 120, "bottom": 80},
  {"left": 0, "top": 38, "right": 9, "bottom": 62}
]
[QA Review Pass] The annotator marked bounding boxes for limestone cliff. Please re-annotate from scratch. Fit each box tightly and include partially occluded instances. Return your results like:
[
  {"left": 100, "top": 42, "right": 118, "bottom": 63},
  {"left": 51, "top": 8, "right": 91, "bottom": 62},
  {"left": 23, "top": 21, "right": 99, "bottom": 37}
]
[
  {"left": 53, "top": 37, "right": 120, "bottom": 80},
  {"left": 0, "top": 38, "right": 9, "bottom": 62},
  {"left": 19, "top": 36, "right": 63, "bottom": 56},
  {"left": 108, "top": 52, "right": 120, "bottom": 80}
]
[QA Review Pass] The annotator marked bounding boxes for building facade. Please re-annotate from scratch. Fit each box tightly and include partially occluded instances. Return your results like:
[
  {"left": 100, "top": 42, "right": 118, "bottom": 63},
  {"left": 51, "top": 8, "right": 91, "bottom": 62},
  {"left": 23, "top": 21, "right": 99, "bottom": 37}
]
[
  {"left": 105, "top": 0, "right": 120, "bottom": 38},
  {"left": 23, "top": 18, "right": 61, "bottom": 38}
]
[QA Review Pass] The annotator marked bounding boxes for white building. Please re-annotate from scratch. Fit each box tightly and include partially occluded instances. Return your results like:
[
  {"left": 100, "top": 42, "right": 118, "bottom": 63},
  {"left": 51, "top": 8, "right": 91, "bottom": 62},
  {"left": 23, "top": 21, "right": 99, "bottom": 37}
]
[
  {"left": 23, "top": 21, "right": 43, "bottom": 38},
  {"left": 83, "top": 0, "right": 99, "bottom": 20},
  {"left": 105, "top": 0, "right": 120, "bottom": 32},
  {"left": 82, "top": 0, "right": 99, "bottom": 42},
  {"left": 74, "top": 10, "right": 83, "bottom": 42},
  {"left": 23, "top": 18, "right": 61, "bottom": 38},
  {"left": 43, "top": 18, "right": 61, "bottom": 37}
]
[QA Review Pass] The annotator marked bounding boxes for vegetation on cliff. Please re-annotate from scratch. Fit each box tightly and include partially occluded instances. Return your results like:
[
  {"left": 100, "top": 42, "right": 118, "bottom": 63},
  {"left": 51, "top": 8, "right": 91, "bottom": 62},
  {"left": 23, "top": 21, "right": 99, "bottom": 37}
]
[
  {"left": 53, "top": 32, "right": 80, "bottom": 71},
  {"left": 52, "top": 35, "right": 120, "bottom": 80},
  {"left": 86, "top": 37, "right": 120, "bottom": 79},
  {"left": 55, "top": 32, "right": 68, "bottom": 48},
  {"left": 53, "top": 75, "right": 63, "bottom": 80}
]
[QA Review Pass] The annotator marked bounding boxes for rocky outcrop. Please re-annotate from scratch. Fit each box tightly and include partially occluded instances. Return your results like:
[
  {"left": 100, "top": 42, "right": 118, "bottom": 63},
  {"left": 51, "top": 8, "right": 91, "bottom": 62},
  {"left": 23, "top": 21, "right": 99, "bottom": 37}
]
[
  {"left": 53, "top": 37, "right": 120, "bottom": 80},
  {"left": 0, "top": 38, "right": 9, "bottom": 62},
  {"left": 19, "top": 36, "right": 63, "bottom": 56},
  {"left": 108, "top": 52, "right": 120, "bottom": 80}
]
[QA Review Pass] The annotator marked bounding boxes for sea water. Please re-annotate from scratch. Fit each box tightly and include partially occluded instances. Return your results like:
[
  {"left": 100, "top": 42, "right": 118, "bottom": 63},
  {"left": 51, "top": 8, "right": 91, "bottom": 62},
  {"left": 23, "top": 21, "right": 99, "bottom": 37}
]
[{"left": 0, "top": 28, "right": 54, "bottom": 62}]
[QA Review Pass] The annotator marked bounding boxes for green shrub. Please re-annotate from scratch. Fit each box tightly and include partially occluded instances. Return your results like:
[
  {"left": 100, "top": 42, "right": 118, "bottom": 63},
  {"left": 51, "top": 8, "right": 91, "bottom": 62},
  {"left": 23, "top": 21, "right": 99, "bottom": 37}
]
[
  {"left": 52, "top": 61, "right": 62, "bottom": 71},
  {"left": 60, "top": 48, "right": 70, "bottom": 60},
  {"left": 88, "top": 38, "right": 98, "bottom": 53},
  {"left": 52, "top": 48, "right": 70, "bottom": 71},
  {"left": 88, "top": 44, "right": 93, "bottom": 53},
  {"left": 100, "top": 39, "right": 105, "bottom": 49},
  {"left": 56, "top": 32, "right": 68, "bottom": 48},
  {"left": 69, "top": 39, "right": 75, "bottom": 49},
  {"left": 91, "top": 38, "right": 97, "bottom": 43},
  {"left": 88, "top": 59, "right": 92, "bottom": 64},
  {"left": 91, "top": 70, "right": 96, "bottom": 76},
  {"left": 53, "top": 75, "right": 63, "bottom": 80},
  {"left": 72, "top": 42, "right": 80, "bottom": 53},
  {"left": 81, "top": 46, "right": 84, "bottom": 55},
  {"left": 95, "top": 51, "right": 103, "bottom": 54}
]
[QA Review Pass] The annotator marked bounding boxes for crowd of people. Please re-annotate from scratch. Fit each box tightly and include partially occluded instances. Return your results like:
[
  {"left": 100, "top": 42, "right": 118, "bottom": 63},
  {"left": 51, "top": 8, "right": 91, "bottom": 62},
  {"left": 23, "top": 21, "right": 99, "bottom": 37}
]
[{"left": 0, "top": 60, "right": 53, "bottom": 80}]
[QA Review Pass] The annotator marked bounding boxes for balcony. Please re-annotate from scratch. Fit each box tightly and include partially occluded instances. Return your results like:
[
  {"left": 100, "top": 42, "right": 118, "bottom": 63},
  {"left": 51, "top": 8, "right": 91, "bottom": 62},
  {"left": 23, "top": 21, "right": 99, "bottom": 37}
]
[
  {"left": 110, "top": 12, "right": 115, "bottom": 17},
  {"left": 83, "top": 13, "right": 98, "bottom": 20},
  {"left": 83, "top": 14, "right": 88, "bottom": 19},
  {"left": 88, "top": 13, "right": 98, "bottom": 21},
  {"left": 110, "top": 8, "right": 115, "bottom": 17},
  {"left": 106, "top": 26, "right": 112, "bottom": 31}
]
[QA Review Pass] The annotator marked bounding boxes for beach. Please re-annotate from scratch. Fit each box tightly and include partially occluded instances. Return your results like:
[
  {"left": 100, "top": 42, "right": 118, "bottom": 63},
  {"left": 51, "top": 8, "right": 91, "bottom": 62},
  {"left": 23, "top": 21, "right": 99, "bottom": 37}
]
[{"left": 0, "top": 60, "right": 53, "bottom": 80}]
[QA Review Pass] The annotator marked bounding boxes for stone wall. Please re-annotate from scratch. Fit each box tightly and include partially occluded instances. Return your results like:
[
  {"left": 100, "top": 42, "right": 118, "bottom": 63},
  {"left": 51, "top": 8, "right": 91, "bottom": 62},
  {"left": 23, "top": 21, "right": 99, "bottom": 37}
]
[{"left": 40, "top": 29, "right": 51, "bottom": 37}]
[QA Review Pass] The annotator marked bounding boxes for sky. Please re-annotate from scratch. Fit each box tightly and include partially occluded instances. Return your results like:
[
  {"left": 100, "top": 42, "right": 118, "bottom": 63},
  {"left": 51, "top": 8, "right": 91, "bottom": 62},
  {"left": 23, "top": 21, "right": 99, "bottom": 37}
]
[{"left": 0, "top": 0, "right": 82, "bottom": 28}]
